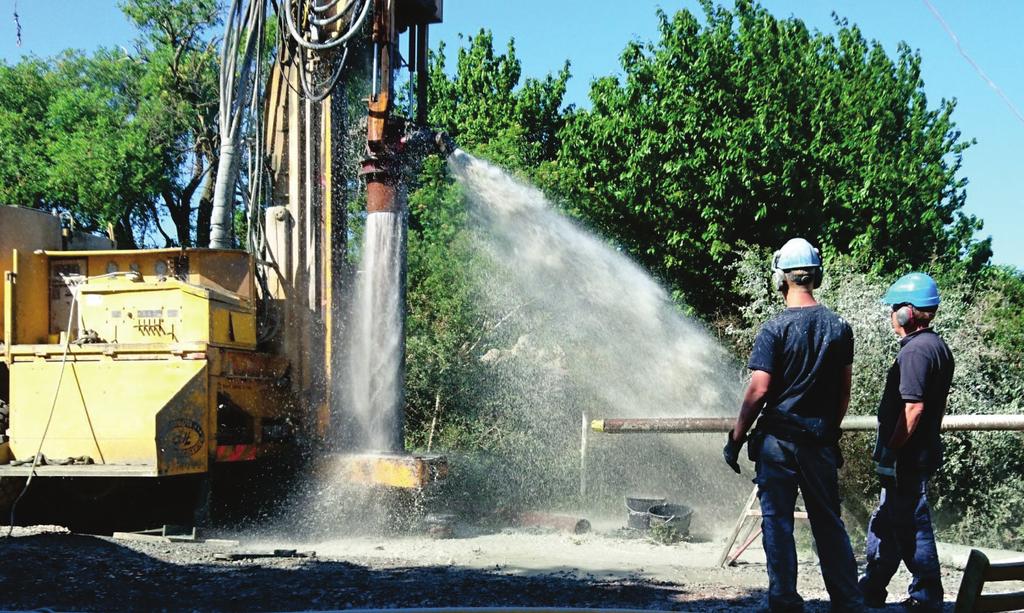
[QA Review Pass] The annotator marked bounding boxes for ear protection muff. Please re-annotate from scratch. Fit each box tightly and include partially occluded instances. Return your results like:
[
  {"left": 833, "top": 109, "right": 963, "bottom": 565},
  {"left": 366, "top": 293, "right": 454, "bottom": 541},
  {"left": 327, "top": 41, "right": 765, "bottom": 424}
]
[
  {"left": 895, "top": 305, "right": 915, "bottom": 327},
  {"left": 771, "top": 250, "right": 786, "bottom": 291},
  {"left": 812, "top": 260, "right": 823, "bottom": 289}
]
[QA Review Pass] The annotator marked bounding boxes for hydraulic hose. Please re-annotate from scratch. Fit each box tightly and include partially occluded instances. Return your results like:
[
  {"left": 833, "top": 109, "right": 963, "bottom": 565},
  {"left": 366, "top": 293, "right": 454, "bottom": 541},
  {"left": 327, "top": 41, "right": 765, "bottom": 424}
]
[{"left": 283, "top": 0, "right": 370, "bottom": 50}]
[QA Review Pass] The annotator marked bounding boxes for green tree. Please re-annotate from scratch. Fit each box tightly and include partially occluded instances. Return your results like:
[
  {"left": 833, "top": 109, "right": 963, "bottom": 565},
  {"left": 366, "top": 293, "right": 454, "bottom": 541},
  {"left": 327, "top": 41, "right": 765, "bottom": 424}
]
[
  {"left": 0, "top": 0, "right": 221, "bottom": 248},
  {"left": 0, "top": 51, "right": 158, "bottom": 247},
  {"left": 555, "top": 0, "right": 989, "bottom": 315},
  {"left": 0, "top": 59, "right": 50, "bottom": 212},
  {"left": 426, "top": 30, "right": 569, "bottom": 175},
  {"left": 121, "top": 0, "right": 221, "bottom": 247}
]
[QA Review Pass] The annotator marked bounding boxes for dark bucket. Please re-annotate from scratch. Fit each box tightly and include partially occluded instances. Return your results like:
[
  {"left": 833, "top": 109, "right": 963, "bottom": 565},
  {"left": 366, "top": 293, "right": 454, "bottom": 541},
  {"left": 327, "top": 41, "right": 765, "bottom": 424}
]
[
  {"left": 625, "top": 495, "right": 665, "bottom": 530},
  {"left": 648, "top": 503, "right": 693, "bottom": 537}
]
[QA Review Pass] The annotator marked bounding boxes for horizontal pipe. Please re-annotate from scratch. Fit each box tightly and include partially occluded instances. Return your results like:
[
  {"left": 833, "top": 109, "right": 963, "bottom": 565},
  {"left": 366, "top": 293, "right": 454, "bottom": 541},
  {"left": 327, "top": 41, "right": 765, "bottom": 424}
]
[
  {"left": 512, "top": 512, "right": 591, "bottom": 535},
  {"left": 591, "top": 414, "right": 1024, "bottom": 434}
]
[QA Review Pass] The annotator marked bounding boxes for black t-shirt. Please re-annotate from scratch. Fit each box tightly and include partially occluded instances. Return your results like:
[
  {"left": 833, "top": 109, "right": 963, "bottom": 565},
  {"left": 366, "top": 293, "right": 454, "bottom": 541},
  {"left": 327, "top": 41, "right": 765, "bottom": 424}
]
[
  {"left": 747, "top": 304, "right": 854, "bottom": 444},
  {"left": 875, "top": 328, "right": 954, "bottom": 471}
]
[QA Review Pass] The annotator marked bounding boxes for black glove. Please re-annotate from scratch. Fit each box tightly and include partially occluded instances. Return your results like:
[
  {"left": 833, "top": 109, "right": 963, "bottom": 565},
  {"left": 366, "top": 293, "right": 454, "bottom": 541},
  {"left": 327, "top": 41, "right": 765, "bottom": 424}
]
[
  {"left": 875, "top": 446, "right": 898, "bottom": 491},
  {"left": 723, "top": 429, "right": 745, "bottom": 474}
]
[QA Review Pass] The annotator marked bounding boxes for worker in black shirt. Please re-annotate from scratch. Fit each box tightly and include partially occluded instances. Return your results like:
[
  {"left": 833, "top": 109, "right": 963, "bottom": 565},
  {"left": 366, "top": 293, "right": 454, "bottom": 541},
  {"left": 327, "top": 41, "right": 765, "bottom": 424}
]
[
  {"left": 859, "top": 273, "right": 953, "bottom": 612},
  {"left": 724, "top": 238, "right": 864, "bottom": 613}
]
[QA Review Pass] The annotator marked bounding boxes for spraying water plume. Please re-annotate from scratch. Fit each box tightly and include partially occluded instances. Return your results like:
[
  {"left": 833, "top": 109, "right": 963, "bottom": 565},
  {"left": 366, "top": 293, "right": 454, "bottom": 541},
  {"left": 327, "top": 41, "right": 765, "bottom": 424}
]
[
  {"left": 446, "top": 150, "right": 747, "bottom": 520},
  {"left": 450, "top": 150, "right": 739, "bottom": 419}
]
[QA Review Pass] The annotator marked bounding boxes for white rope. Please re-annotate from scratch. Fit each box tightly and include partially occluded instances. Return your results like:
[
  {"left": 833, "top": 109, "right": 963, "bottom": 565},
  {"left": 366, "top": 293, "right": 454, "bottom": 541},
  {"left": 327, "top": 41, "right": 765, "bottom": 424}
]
[{"left": 4, "top": 271, "right": 141, "bottom": 536}]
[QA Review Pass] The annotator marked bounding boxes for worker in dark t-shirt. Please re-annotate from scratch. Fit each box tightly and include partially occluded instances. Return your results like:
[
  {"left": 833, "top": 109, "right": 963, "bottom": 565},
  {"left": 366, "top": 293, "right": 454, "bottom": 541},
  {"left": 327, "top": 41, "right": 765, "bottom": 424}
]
[
  {"left": 724, "top": 238, "right": 864, "bottom": 613},
  {"left": 859, "top": 273, "right": 953, "bottom": 612}
]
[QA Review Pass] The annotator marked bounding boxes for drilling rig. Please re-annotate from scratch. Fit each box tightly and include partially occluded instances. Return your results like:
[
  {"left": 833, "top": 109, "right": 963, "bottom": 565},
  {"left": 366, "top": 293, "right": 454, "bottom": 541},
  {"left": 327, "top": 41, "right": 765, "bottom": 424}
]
[{"left": 0, "top": 0, "right": 451, "bottom": 529}]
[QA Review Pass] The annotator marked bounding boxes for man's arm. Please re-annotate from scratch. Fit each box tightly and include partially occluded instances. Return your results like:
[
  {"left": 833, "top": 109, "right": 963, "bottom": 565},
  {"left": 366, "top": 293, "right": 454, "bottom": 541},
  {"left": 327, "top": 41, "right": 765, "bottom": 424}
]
[
  {"left": 887, "top": 401, "right": 926, "bottom": 449},
  {"left": 838, "top": 365, "right": 853, "bottom": 422},
  {"left": 731, "top": 370, "right": 772, "bottom": 442}
]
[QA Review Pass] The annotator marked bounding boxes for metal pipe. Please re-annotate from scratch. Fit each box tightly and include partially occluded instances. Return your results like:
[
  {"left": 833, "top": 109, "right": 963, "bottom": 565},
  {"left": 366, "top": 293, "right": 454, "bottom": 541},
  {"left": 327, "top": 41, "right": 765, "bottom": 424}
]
[
  {"left": 511, "top": 512, "right": 591, "bottom": 535},
  {"left": 579, "top": 410, "right": 588, "bottom": 499},
  {"left": 365, "top": 176, "right": 399, "bottom": 213},
  {"left": 591, "top": 414, "right": 1024, "bottom": 434},
  {"left": 370, "top": 40, "right": 379, "bottom": 103},
  {"left": 415, "top": 23, "right": 429, "bottom": 125}
]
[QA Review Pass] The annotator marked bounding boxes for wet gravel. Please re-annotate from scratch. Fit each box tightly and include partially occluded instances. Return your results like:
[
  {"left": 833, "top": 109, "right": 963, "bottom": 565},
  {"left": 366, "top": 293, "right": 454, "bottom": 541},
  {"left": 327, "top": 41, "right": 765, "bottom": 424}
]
[{"left": 0, "top": 526, "right": 960, "bottom": 612}]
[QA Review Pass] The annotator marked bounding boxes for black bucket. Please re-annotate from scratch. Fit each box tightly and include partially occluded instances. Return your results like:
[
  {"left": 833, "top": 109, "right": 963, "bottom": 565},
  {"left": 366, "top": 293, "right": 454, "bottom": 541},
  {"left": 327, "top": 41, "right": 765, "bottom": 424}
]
[
  {"left": 625, "top": 495, "right": 665, "bottom": 530},
  {"left": 648, "top": 503, "right": 693, "bottom": 537}
]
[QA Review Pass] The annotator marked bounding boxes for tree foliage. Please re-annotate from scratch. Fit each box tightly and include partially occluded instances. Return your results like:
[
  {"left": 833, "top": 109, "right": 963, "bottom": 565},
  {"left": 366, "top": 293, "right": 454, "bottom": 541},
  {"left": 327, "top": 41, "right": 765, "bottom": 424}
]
[
  {"left": 0, "top": 0, "right": 220, "bottom": 248},
  {"left": 0, "top": 52, "right": 156, "bottom": 247},
  {"left": 554, "top": 0, "right": 989, "bottom": 314},
  {"left": 426, "top": 31, "right": 569, "bottom": 174},
  {"left": 121, "top": 0, "right": 222, "bottom": 247}
]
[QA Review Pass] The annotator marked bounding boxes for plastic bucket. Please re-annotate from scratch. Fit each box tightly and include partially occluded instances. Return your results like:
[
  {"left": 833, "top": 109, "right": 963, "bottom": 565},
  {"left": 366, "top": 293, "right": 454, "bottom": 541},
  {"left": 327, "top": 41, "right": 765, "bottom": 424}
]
[
  {"left": 648, "top": 503, "right": 693, "bottom": 537},
  {"left": 625, "top": 495, "right": 665, "bottom": 530}
]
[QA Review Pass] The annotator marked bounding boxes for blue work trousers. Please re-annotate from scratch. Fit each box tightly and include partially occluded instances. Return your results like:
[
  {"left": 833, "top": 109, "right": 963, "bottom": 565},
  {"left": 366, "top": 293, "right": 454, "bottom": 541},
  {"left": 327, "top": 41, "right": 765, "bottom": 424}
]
[
  {"left": 755, "top": 434, "right": 864, "bottom": 613},
  {"left": 859, "top": 473, "right": 943, "bottom": 609}
]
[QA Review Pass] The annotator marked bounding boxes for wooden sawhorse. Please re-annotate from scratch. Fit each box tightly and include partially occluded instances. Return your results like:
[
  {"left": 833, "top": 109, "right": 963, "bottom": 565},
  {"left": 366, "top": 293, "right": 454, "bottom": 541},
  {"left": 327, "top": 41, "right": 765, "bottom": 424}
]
[{"left": 718, "top": 485, "right": 809, "bottom": 567}]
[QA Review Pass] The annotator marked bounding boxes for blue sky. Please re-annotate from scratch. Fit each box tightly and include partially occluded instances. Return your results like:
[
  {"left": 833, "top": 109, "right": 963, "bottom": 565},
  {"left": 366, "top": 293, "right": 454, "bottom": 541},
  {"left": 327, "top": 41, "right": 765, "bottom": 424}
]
[{"left": 2, "top": 1, "right": 1021, "bottom": 268}]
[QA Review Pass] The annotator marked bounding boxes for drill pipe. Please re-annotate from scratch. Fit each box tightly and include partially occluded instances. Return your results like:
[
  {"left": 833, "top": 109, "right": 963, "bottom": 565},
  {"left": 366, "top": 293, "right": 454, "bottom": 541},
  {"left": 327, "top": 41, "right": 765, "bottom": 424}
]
[{"left": 591, "top": 414, "right": 1024, "bottom": 434}]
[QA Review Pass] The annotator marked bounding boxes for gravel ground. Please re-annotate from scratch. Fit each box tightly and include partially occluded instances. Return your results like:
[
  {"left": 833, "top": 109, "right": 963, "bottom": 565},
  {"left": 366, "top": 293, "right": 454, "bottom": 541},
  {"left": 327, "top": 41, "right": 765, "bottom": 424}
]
[{"left": 0, "top": 524, "right": 967, "bottom": 612}]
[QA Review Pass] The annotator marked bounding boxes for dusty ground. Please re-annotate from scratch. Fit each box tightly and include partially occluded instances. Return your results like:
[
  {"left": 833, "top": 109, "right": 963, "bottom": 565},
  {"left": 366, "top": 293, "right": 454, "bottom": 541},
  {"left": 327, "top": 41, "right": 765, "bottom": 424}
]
[{"left": 0, "top": 523, "right": 968, "bottom": 612}]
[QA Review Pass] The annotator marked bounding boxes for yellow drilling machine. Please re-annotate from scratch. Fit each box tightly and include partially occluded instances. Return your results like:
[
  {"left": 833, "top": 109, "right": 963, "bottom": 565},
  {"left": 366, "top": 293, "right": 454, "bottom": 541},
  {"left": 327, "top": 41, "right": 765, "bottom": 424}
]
[{"left": 0, "top": 0, "right": 450, "bottom": 530}]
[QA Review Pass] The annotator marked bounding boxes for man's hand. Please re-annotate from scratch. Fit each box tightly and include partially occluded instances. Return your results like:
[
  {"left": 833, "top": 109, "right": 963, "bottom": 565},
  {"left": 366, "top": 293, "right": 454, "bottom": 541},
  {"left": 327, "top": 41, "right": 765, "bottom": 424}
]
[
  {"left": 727, "top": 370, "right": 770, "bottom": 475},
  {"left": 875, "top": 446, "right": 897, "bottom": 491},
  {"left": 723, "top": 429, "right": 745, "bottom": 474}
]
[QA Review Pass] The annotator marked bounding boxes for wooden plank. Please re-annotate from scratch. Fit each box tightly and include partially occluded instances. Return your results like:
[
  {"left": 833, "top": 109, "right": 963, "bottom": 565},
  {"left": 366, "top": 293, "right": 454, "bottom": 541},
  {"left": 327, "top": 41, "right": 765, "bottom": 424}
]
[
  {"left": 214, "top": 550, "right": 314, "bottom": 561},
  {"left": 113, "top": 532, "right": 171, "bottom": 544},
  {"left": 954, "top": 549, "right": 991, "bottom": 613},
  {"left": 718, "top": 486, "right": 758, "bottom": 567},
  {"left": 985, "top": 560, "right": 1024, "bottom": 582},
  {"left": 113, "top": 531, "right": 239, "bottom": 547},
  {"left": 976, "top": 592, "right": 1024, "bottom": 613}
]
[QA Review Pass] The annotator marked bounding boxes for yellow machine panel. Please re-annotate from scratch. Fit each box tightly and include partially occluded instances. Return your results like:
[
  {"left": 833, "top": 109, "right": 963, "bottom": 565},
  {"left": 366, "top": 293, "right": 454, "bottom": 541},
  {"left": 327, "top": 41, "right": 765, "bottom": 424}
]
[
  {"left": 76, "top": 279, "right": 256, "bottom": 349},
  {"left": 1, "top": 248, "right": 281, "bottom": 479},
  {"left": 0, "top": 207, "right": 61, "bottom": 336},
  {"left": 6, "top": 249, "right": 52, "bottom": 347},
  {"left": 42, "top": 248, "right": 254, "bottom": 302},
  {"left": 4, "top": 248, "right": 255, "bottom": 351},
  {"left": 329, "top": 452, "right": 449, "bottom": 489},
  {"left": 8, "top": 357, "right": 209, "bottom": 475}
]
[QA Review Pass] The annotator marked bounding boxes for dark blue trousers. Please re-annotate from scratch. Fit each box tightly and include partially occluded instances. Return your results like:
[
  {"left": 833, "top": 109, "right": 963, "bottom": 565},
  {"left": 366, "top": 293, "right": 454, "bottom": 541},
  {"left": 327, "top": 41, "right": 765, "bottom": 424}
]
[
  {"left": 859, "top": 473, "right": 943, "bottom": 609},
  {"left": 755, "top": 434, "right": 864, "bottom": 613}
]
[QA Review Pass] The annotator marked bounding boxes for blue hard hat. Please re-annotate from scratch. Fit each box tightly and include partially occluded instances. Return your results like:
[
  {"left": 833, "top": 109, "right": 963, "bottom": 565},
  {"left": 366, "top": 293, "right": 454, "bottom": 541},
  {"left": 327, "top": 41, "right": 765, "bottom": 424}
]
[
  {"left": 882, "top": 272, "right": 941, "bottom": 307},
  {"left": 773, "top": 238, "right": 822, "bottom": 270}
]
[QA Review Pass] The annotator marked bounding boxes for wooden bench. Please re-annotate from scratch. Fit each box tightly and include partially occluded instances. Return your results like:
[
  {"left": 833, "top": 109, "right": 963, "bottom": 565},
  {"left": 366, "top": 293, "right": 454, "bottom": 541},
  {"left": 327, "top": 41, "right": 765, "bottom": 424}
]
[{"left": 954, "top": 548, "right": 1024, "bottom": 612}]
